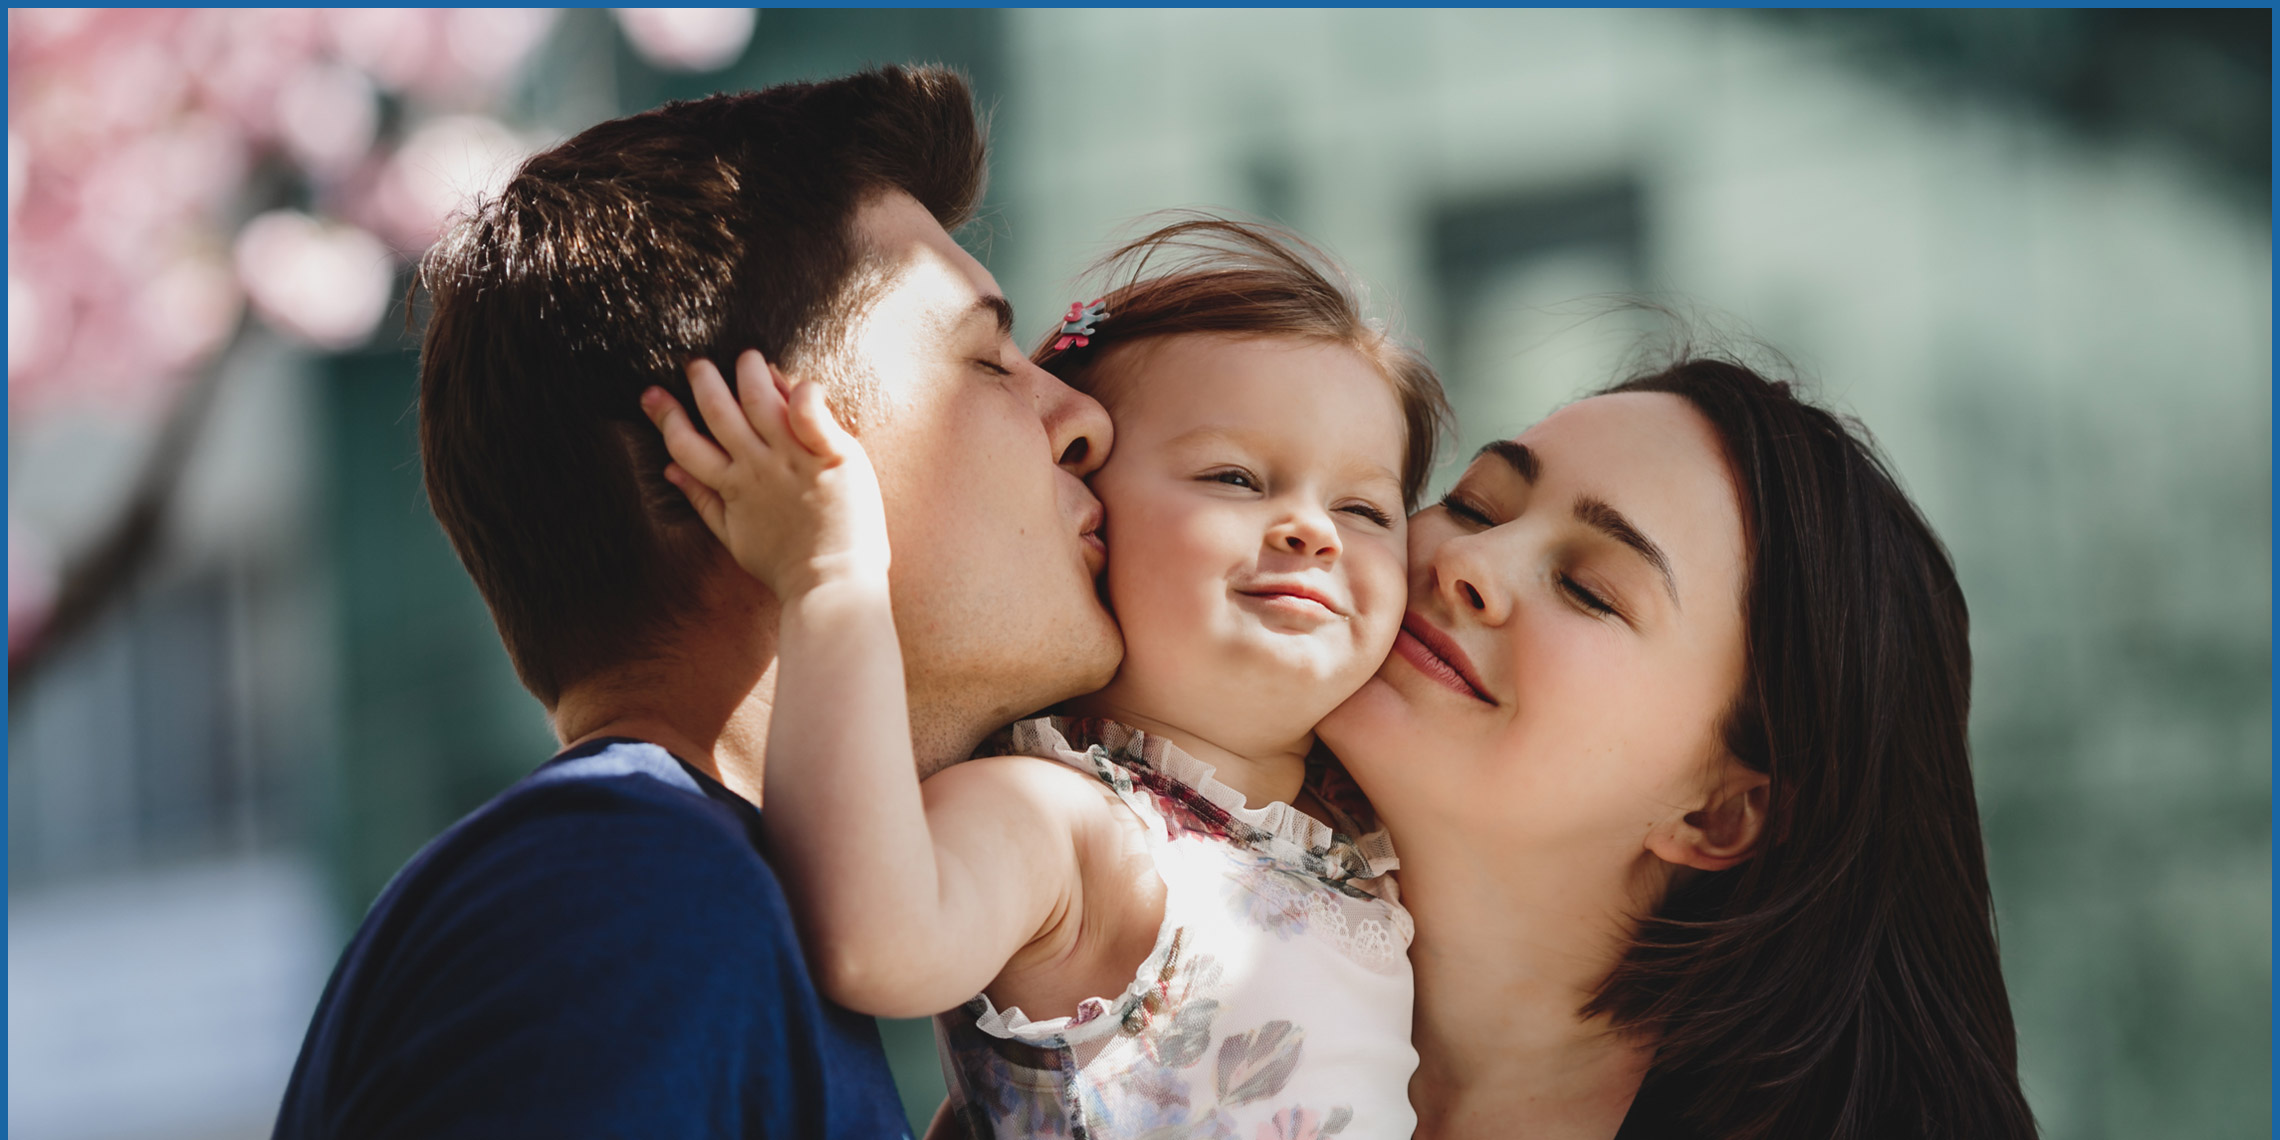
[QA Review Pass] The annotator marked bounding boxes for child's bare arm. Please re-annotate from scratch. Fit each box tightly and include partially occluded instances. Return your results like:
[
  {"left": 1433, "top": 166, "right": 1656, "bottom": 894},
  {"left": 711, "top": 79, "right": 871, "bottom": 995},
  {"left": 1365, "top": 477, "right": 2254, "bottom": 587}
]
[{"left": 639, "top": 352, "right": 1088, "bottom": 1016}]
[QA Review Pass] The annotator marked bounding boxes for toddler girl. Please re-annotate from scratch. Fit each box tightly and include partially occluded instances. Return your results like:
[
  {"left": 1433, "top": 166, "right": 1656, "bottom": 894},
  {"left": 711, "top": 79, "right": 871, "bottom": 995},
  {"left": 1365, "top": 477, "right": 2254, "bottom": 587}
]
[{"left": 649, "top": 219, "right": 1450, "bottom": 1139}]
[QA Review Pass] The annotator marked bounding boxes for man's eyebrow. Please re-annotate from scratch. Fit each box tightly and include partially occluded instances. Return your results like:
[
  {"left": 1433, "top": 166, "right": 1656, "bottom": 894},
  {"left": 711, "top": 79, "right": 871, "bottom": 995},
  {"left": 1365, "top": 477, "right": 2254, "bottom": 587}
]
[
  {"left": 967, "top": 294, "right": 1015, "bottom": 338},
  {"left": 1574, "top": 496, "right": 1679, "bottom": 607},
  {"left": 1476, "top": 439, "right": 1538, "bottom": 483}
]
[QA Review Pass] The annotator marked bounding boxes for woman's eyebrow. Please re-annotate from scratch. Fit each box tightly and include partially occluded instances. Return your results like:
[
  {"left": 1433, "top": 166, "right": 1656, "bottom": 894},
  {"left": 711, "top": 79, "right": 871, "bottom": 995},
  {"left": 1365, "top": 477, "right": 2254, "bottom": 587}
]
[
  {"left": 1574, "top": 496, "right": 1679, "bottom": 607},
  {"left": 1476, "top": 439, "right": 1537, "bottom": 483},
  {"left": 1475, "top": 440, "right": 1675, "bottom": 603}
]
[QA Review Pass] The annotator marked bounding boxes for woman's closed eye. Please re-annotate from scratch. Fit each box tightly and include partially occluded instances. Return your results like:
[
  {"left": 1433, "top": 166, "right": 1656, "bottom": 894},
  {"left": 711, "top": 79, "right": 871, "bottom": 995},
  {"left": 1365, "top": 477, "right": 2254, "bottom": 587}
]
[
  {"left": 1558, "top": 573, "right": 1621, "bottom": 619},
  {"left": 1439, "top": 490, "right": 1495, "bottom": 528}
]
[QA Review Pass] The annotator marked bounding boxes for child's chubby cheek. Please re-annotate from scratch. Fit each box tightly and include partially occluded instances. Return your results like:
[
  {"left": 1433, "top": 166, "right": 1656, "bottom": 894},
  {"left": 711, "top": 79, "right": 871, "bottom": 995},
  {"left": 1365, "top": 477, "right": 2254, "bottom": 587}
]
[{"left": 1340, "top": 524, "right": 1410, "bottom": 655}]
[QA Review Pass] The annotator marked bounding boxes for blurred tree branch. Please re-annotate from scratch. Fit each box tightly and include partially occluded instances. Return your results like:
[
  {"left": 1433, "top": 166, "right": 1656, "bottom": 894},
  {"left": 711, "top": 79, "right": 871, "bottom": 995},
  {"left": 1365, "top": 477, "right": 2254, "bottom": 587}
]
[
  {"left": 9, "top": 309, "right": 255, "bottom": 697},
  {"left": 7, "top": 10, "right": 583, "bottom": 696}
]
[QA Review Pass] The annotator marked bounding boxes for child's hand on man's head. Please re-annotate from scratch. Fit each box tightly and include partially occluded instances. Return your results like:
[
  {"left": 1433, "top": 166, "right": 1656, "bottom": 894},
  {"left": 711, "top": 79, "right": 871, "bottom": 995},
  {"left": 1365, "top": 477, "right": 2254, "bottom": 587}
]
[{"left": 640, "top": 349, "right": 890, "bottom": 602}]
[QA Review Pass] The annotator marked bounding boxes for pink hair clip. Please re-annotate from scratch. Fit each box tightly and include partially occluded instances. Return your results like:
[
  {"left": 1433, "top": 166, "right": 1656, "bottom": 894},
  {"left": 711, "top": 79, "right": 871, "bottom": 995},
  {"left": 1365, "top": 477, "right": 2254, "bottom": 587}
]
[{"left": 1052, "top": 299, "right": 1108, "bottom": 351}]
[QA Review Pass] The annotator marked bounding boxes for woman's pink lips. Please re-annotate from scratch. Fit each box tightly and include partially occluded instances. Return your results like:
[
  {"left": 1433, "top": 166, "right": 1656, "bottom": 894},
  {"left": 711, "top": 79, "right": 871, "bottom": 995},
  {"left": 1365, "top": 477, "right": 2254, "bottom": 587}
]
[{"left": 1395, "top": 614, "right": 1494, "bottom": 704}]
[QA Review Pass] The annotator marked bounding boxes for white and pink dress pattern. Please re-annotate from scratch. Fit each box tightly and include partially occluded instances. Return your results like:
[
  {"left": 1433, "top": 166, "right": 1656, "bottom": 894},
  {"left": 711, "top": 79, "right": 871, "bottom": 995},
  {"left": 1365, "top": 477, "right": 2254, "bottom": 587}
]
[{"left": 935, "top": 716, "right": 1417, "bottom": 1140}]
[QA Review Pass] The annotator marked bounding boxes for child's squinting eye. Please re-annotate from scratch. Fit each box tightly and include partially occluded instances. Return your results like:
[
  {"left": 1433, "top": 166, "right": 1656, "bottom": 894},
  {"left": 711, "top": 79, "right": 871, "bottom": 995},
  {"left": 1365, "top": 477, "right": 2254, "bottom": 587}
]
[
  {"left": 1338, "top": 502, "right": 1395, "bottom": 527},
  {"left": 1204, "top": 468, "right": 1260, "bottom": 490}
]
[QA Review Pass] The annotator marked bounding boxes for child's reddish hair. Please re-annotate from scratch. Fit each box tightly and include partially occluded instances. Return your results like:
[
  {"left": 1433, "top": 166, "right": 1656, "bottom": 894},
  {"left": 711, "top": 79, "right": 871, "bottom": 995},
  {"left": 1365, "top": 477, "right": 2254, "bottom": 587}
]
[{"left": 1034, "top": 216, "right": 1452, "bottom": 510}]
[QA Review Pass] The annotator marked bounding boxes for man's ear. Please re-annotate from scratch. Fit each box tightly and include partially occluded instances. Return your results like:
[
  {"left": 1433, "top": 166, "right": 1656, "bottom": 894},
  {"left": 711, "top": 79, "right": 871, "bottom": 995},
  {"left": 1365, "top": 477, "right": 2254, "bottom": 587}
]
[{"left": 1645, "top": 760, "right": 1769, "bottom": 873}]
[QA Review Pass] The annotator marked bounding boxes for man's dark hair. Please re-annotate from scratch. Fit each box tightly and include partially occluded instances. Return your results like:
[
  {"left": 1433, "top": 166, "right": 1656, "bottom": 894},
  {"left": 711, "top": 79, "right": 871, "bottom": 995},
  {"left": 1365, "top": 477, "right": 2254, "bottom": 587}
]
[{"left": 417, "top": 66, "right": 986, "bottom": 705}]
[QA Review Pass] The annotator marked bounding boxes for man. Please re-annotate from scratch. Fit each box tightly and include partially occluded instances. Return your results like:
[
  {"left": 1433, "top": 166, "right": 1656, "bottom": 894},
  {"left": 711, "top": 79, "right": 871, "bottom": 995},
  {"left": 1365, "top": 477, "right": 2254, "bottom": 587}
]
[{"left": 274, "top": 67, "right": 1120, "bottom": 1138}]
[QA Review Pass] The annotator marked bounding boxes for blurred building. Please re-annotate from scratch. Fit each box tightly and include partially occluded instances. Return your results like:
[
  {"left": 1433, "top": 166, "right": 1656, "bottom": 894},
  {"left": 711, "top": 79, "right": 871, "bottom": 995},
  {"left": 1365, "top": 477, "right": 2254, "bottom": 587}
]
[{"left": 8, "top": 10, "right": 2267, "bottom": 1139}]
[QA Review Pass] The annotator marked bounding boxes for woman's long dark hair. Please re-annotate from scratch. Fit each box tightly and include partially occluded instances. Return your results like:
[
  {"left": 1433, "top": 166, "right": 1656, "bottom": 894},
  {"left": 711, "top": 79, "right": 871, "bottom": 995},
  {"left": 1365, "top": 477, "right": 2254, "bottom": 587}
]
[{"left": 1584, "top": 359, "right": 2038, "bottom": 1139}]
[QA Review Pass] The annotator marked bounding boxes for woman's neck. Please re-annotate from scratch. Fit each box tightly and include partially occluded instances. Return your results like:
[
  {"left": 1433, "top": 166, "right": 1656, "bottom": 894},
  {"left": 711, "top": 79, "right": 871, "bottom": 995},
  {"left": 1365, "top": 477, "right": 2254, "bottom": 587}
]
[
  {"left": 1397, "top": 824, "right": 1662, "bottom": 1140},
  {"left": 1068, "top": 697, "right": 1312, "bottom": 810}
]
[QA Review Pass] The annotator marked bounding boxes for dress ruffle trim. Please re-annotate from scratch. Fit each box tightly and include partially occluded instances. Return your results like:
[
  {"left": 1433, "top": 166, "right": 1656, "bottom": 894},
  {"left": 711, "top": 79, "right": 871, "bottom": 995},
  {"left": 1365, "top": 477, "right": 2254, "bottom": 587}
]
[
  {"left": 962, "top": 724, "right": 1185, "bottom": 1046},
  {"left": 960, "top": 716, "right": 1405, "bottom": 1046},
  {"left": 1012, "top": 716, "right": 1401, "bottom": 883},
  {"left": 963, "top": 915, "right": 1182, "bottom": 1047}
]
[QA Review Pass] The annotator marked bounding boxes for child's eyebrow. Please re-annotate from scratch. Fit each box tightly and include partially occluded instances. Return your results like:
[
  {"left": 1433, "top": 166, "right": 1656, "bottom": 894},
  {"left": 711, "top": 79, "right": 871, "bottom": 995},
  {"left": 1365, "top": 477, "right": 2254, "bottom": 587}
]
[
  {"left": 1346, "top": 462, "right": 1404, "bottom": 491},
  {"left": 1163, "top": 424, "right": 1256, "bottom": 450},
  {"left": 1165, "top": 425, "right": 1402, "bottom": 487}
]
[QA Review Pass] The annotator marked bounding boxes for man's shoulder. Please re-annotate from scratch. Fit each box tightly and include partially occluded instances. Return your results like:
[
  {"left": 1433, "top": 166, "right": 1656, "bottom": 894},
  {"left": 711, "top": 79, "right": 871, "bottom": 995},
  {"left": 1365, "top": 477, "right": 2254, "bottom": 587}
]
[
  {"left": 368, "top": 739, "right": 783, "bottom": 956},
  {"left": 476, "top": 736, "right": 749, "bottom": 836},
  {"left": 278, "top": 739, "right": 909, "bottom": 1139},
  {"left": 459, "top": 738, "right": 759, "bottom": 855},
  {"left": 334, "top": 739, "right": 805, "bottom": 1031}
]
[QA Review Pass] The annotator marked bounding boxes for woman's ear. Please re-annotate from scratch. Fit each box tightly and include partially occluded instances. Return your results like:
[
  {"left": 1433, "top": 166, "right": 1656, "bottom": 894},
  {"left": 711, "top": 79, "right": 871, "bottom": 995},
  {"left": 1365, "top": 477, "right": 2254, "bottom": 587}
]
[{"left": 1645, "top": 760, "right": 1769, "bottom": 872}]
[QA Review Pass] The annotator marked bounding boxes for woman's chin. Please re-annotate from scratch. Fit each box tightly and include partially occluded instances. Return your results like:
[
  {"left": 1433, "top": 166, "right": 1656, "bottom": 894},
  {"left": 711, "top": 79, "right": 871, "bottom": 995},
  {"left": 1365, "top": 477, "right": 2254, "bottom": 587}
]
[{"left": 1316, "top": 675, "right": 1402, "bottom": 764}]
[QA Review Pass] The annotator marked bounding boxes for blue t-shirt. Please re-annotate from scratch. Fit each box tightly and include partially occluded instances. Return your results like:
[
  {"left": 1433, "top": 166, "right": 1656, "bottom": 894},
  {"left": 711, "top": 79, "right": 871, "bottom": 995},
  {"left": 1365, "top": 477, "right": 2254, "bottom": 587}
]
[{"left": 273, "top": 739, "right": 912, "bottom": 1139}]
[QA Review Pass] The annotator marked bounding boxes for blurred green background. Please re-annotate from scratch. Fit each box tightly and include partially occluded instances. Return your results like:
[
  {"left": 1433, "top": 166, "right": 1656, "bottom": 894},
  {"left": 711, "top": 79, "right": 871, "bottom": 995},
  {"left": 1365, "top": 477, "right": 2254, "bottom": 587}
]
[{"left": 8, "top": 10, "right": 2268, "bottom": 1139}]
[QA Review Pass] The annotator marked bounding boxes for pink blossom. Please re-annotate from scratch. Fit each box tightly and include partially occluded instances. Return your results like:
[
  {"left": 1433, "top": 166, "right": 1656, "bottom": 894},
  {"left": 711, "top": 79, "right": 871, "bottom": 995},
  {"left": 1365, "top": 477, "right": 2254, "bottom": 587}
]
[
  {"left": 275, "top": 63, "right": 379, "bottom": 176},
  {"left": 440, "top": 9, "right": 562, "bottom": 96},
  {"left": 8, "top": 6, "right": 550, "bottom": 425},
  {"left": 234, "top": 210, "right": 394, "bottom": 351},
  {"left": 613, "top": 8, "right": 756, "bottom": 73}
]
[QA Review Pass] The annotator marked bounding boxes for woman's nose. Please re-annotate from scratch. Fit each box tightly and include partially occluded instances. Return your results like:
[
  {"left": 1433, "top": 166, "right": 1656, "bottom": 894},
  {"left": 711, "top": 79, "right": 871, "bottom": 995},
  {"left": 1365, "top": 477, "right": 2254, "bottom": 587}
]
[{"left": 1433, "top": 537, "right": 1510, "bottom": 625}]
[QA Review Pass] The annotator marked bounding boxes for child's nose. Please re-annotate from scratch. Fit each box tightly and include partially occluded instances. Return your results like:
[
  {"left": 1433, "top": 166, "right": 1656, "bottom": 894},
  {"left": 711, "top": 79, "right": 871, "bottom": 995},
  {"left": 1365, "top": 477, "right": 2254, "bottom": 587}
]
[{"left": 1270, "top": 514, "right": 1340, "bottom": 558}]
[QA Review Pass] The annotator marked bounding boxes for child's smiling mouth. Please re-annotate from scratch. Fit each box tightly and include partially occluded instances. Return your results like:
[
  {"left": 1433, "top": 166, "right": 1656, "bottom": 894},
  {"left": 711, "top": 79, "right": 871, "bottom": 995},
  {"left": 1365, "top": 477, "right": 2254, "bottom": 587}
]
[{"left": 1233, "top": 580, "right": 1346, "bottom": 624}]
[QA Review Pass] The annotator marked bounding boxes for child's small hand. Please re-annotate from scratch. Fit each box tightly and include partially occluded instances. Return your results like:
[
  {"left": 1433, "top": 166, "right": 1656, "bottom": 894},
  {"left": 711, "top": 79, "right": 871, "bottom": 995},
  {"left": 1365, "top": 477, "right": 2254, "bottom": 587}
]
[{"left": 641, "top": 349, "right": 889, "bottom": 601}]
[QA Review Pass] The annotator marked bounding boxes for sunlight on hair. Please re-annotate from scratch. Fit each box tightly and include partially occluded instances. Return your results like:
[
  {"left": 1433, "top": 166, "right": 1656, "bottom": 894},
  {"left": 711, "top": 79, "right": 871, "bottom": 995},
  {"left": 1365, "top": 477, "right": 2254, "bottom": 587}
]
[{"left": 375, "top": 115, "right": 534, "bottom": 250}]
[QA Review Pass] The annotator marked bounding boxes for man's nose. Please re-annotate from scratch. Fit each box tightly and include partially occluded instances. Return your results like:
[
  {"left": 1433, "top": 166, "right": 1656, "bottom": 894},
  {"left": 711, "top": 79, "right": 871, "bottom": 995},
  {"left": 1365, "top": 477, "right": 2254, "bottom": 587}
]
[{"left": 1029, "top": 360, "right": 1113, "bottom": 478}]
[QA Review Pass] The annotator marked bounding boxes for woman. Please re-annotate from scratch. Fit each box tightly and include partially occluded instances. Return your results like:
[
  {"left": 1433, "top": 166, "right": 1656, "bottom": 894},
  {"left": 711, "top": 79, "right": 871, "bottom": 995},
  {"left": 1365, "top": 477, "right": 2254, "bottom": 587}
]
[{"left": 1318, "top": 358, "right": 2038, "bottom": 1138}]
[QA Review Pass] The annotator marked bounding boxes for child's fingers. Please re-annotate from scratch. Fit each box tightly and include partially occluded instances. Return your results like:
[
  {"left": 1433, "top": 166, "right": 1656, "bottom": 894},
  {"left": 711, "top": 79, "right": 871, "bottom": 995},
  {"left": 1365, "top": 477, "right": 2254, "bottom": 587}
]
[
  {"left": 731, "top": 349, "right": 797, "bottom": 455},
  {"left": 662, "top": 462, "right": 728, "bottom": 537},
  {"left": 686, "top": 356, "right": 769, "bottom": 463},
  {"left": 640, "top": 386, "right": 733, "bottom": 488},
  {"left": 783, "top": 377, "right": 860, "bottom": 463}
]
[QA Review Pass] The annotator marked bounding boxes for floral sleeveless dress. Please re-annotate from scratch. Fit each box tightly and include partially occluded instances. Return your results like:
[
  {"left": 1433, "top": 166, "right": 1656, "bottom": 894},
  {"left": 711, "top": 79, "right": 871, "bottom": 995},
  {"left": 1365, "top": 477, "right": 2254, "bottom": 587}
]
[{"left": 935, "top": 717, "right": 1418, "bottom": 1140}]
